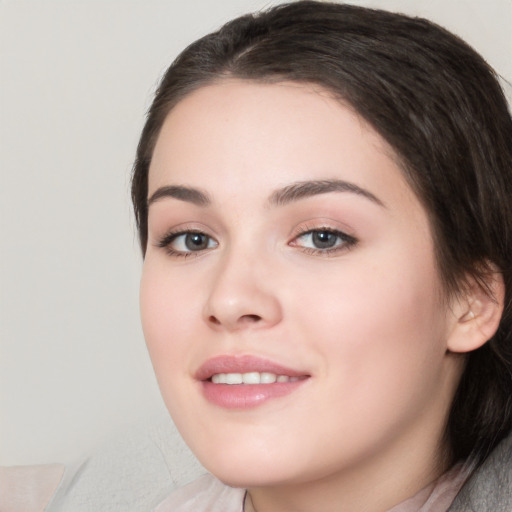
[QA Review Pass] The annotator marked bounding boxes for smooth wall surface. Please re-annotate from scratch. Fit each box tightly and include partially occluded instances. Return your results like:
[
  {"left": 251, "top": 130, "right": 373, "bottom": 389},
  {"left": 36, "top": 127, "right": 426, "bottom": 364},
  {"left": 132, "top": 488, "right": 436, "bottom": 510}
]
[{"left": 1, "top": 0, "right": 511, "bottom": 466}]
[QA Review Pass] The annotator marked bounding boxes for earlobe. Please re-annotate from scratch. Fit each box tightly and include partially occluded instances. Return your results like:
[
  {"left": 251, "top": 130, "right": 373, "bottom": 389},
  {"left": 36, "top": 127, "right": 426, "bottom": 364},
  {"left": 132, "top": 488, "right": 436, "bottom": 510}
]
[{"left": 447, "top": 271, "right": 505, "bottom": 354}]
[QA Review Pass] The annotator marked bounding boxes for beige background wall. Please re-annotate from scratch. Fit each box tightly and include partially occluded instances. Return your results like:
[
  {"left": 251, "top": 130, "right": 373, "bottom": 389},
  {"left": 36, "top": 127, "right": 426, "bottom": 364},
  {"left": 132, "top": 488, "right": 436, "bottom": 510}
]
[{"left": 1, "top": 0, "right": 511, "bottom": 466}]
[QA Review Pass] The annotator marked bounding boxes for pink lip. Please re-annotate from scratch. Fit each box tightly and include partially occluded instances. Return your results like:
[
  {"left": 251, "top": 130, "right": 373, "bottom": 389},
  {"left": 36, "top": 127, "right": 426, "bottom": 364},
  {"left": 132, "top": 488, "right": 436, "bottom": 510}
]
[
  {"left": 195, "top": 355, "right": 310, "bottom": 409},
  {"left": 195, "top": 354, "right": 307, "bottom": 380}
]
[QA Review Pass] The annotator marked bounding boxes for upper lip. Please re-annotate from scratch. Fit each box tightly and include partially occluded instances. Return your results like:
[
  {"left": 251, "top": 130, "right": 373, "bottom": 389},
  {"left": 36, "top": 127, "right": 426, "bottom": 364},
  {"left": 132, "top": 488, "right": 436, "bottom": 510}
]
[{"left": 195, "top": 354, "right": 309, "bottom": 381}]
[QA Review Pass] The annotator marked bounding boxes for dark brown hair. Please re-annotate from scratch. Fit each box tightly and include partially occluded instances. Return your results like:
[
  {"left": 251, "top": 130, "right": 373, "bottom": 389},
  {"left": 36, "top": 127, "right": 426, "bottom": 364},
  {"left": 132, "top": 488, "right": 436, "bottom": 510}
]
[{"left": 132, "top": 1, "right": 512, "bottom": 464}]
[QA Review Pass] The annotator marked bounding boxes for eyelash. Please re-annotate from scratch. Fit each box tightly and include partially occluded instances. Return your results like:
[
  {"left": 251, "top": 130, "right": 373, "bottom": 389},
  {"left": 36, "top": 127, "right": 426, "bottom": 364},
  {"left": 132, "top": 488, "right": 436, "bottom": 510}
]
[
  {"left": 290, "top": 226, "right": 357, "bottom": 256},
  {"left": 156, "top": 226, "right": 357, "bottom": 258},
  {"left": 157, "top": 229, "right": 218, "bottom": 259}
]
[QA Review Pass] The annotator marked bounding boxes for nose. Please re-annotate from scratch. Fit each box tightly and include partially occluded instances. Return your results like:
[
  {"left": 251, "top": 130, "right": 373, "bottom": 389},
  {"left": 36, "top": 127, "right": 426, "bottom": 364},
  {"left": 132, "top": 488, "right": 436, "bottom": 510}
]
[{"left": 203, "top": 252, "right": 283, "bottom": 332}]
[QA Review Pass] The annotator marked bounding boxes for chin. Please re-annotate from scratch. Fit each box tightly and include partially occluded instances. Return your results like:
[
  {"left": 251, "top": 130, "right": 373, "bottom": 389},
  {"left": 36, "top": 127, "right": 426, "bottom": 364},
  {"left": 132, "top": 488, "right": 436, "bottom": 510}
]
[
  {"left": 208, "top": 463, "right": 297, "bottom": 489},
  {"left": 195, "top": 440, "right": 326, "bottom": 490}
]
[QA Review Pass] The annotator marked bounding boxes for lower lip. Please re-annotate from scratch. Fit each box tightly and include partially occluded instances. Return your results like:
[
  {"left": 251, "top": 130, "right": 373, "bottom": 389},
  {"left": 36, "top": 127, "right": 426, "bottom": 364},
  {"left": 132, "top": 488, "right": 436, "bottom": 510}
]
[{"left": 201, "top": 379, "right": 307, "bottom": 409}]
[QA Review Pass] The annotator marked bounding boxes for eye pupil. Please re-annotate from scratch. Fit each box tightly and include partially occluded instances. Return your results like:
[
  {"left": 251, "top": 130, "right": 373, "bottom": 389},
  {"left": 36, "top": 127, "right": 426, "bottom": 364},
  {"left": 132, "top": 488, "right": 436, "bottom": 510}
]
[
  {"left": 185, "top": 233, "right": 208, "bottom": 250},
  {"left": 312, "top": 231, "right": 337, "bottom": 249}
]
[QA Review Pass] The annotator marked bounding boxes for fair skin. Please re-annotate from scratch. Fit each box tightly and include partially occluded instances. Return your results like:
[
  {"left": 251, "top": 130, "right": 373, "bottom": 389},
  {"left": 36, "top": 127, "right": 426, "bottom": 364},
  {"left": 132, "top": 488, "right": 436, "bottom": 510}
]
[{"left": 141, "top": 80, "right": 475, "bottom": 512}]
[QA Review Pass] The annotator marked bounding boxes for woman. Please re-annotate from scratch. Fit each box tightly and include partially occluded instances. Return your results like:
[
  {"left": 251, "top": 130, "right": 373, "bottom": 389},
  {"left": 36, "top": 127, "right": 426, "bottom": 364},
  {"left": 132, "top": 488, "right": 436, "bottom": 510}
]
[
  {"left": 131, "top": 1, "right": 512, "bottom": 511},
  {"left": 3, "top": 2, "right": 509, "bottom": 511}
]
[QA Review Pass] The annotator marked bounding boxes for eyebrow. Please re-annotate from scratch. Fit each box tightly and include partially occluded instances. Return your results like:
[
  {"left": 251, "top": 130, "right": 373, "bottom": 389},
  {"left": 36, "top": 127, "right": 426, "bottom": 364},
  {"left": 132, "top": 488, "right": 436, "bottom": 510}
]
[
  {"left": 268, "top": 179, "right": 385, "bottom": 208},
  {"left": 148, "top": 185, "right": 211, "bottom": 207},
  {"left": 147, "top": 179, "right": 385, "bottom": 209}
]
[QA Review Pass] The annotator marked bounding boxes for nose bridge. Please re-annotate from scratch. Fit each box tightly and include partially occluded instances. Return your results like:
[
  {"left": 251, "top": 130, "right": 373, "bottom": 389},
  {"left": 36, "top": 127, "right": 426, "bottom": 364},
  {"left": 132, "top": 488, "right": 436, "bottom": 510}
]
[{"left": 203, "top": 238, "right": 282, "bottom": 331}]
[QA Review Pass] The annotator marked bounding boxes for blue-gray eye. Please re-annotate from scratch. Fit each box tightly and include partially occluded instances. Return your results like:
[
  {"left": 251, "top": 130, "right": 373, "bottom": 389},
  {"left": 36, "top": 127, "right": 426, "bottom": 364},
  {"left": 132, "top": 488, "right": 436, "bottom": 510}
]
[
  {"left": 184, "top": 233, "right": 210, "bottom": 251},
  {"left": 296, "top": 230, "right": 344, "bottom": 250},
  {"left": 293, "top": 228, "right": 356, "bottom": 253},
  {"left": 311, "top": 230, "right": 339, "bottom": 249},
  {"left": 160, "top": 231, "right": 218, "bottom": 254}
]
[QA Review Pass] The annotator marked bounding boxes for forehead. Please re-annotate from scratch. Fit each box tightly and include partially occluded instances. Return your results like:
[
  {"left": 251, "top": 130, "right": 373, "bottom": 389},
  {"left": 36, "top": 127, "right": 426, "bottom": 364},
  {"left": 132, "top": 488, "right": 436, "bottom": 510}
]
[{"left": 148, "top": 79, "right": 412, "bottom": 207}]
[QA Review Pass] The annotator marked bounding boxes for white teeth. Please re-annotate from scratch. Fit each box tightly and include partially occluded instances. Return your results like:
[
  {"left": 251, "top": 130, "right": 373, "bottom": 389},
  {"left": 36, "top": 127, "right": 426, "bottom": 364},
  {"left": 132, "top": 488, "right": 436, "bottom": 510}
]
[
  {"left": 260, "top": 372, "right": 277, "bottom": 384},
  {"left": 242, "top": 372, "right": 261, "bottom": 384},
  {"left": 210, "top": 372, "right": 293, "bottom": 384},
  {"left": 211, "top": 373, "right": 225, "bottom": 384},
  {"left": 225, "top": 373, "right": 243, "bottom": 384}
]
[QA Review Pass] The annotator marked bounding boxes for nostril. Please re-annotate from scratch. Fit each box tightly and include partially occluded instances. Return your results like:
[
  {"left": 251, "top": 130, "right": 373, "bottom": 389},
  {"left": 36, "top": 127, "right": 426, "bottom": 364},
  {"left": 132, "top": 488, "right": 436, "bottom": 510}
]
[
  {"left": 240, "top": 314, "right": 262, "bottom": 323},
  {"left": 208, "top": 313, "right": 262, "bottom": 326},
  {"left": 208, "top": 315, "right": 221, "bottom": 325}
]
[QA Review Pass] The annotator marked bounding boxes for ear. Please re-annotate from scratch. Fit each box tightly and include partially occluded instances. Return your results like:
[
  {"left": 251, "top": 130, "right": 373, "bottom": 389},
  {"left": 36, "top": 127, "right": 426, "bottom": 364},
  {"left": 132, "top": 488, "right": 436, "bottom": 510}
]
[{"left": 447, "top": 270, "right": 505, "bottom": 353}]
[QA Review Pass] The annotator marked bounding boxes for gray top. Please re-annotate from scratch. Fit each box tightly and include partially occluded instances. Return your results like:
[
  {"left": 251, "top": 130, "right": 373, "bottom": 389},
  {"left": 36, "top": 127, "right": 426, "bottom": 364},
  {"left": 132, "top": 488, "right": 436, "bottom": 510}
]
[{"left": 448, "top": 432, "right": 512, "bottom": 512}]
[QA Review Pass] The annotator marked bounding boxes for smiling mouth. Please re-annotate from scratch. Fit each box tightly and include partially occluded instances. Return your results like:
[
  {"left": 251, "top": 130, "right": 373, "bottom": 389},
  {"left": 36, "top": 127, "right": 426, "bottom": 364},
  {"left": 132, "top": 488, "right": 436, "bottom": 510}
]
[
  {"left": 198, "top": 356, "right": 310, "bottom": 408},
  {"left": 210, "top": 372, "right": 304, "bottom": 384}
]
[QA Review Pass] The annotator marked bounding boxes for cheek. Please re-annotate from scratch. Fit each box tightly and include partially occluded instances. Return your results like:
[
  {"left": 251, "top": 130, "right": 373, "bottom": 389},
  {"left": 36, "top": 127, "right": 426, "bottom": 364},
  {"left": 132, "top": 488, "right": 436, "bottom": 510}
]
[
  {"left": 290, "top": 249, "right": 449, "bottom": 419},
  {"left": 139, "top": 260, "right": 202, "bottom": 386}
]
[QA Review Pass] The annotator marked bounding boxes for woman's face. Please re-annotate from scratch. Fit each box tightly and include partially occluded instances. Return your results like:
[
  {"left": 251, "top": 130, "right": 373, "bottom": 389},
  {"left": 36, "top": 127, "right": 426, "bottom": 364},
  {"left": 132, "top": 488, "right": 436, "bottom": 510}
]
[{"left": 141, "top": 80, "right": 463, "bottom": 488}]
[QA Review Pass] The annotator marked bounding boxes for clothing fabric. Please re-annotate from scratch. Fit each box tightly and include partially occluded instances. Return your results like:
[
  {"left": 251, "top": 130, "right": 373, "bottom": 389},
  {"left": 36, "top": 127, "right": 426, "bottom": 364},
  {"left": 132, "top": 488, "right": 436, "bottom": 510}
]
[
  {"left": 153, "top": 463, "right": 470, "bottom": 512},
  {"left": 448, "top": 430, "right": 512, "bottom": 512},
  {"left": 0, "top": 464, "right": 65, "bottom": 512},
  {"left": 154, "top": 473, "right": 245, "bottom": 512}
]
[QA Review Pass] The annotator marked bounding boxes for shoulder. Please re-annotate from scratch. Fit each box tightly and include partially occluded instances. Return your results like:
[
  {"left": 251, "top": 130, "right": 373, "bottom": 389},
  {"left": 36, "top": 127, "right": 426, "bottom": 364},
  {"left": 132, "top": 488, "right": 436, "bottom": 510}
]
[
  {"left": 0, "top": 463, "right": 65, "bottom": 512},
  {"left": 41, "top": 413, "right": 204, "bottom": 511},
  {"left": 154, "top": 473, "right": 245, "bottom": 512},
  {"left": 449, "top": 430, "right": 512, "bottom": 512}
]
